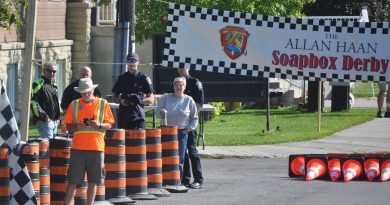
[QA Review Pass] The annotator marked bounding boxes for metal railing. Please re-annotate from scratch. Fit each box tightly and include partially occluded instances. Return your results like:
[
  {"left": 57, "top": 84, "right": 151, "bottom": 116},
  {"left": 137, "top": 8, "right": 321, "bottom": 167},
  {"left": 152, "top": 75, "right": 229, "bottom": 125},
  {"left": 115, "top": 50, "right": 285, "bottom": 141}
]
[{"left": 96, "top": 0, "right": 116, "bottom": 25}]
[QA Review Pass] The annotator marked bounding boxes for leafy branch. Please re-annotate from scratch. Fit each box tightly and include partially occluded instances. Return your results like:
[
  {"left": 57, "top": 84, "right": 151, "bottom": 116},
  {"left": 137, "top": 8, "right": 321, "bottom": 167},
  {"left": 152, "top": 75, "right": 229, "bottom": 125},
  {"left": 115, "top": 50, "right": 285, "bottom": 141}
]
[{"left": 0, "top": 0, "right": 28, "bottom": 30}]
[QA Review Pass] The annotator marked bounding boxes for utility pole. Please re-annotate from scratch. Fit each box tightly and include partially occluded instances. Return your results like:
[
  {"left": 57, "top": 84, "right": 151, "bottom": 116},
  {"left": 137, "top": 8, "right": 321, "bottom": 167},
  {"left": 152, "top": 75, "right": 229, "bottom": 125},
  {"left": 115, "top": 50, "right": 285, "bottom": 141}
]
[
  {"left": 20, "top": 0, "right": 38, "bottom": 141},
  {"left": 112, "top": 0, "right": 135, "bottom": 83},
  {"left": 129, "top": 0, "right": 136, "bottom": 54}
]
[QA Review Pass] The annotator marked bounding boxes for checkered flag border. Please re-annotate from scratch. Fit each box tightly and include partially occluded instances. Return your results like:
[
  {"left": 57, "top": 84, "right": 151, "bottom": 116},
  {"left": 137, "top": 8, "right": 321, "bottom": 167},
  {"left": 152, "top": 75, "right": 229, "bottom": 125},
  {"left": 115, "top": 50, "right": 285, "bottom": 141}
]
[{"left": 162, "top": 3, "right": 390, "bottom": 83}]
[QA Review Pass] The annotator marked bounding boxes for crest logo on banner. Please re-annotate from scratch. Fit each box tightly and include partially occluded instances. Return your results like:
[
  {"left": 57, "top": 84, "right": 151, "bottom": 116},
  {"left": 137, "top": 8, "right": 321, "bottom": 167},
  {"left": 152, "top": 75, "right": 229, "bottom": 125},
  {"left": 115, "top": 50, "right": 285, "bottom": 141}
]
[{"left": 220, "top": 26, "right": 250, "bottom": 60}]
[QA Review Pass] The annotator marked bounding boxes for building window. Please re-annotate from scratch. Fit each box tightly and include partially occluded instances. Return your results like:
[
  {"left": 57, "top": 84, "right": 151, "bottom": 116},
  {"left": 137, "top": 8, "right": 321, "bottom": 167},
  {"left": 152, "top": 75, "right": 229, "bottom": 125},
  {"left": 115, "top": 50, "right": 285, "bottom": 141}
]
[
  {"left": 33, "top": 64, "right": 42, "bottom": 80},
  {"left": 6, "top": 64, "right": 17, "bottom": 110},
  {"left": 56, "top": 60, "right": 64, "bottom": 99}
]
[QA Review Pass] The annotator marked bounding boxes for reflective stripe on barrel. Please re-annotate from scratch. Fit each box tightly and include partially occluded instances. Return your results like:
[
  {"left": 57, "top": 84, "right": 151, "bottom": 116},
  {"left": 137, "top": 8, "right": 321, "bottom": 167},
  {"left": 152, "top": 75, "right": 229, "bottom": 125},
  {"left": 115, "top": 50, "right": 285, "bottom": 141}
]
[
  {"left": 105, "top": 129, "right": 127, "bottom": 199},
  {"left": 146, "top": 128, "right": 162, "bottom": 189},
  {"left": 22, "top": 142, "right": 40, "bottom": 203},
  {"left": 161, "top": 126, "right": 180, "bottom": 186},
  {"left": 49, "top": 137, "right": 72, "bottom": 205},
  {"left": 125, "top": 129, "right": 148, "bottom": 195},
  {"left": 0, "top": 148, "right": 10, "bottom": 203}
]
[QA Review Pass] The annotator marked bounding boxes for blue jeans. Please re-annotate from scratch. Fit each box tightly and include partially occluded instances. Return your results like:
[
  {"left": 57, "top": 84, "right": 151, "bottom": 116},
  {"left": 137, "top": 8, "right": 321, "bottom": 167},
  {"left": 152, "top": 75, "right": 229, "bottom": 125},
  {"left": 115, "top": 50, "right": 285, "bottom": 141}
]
[
  {"left": 35, "top": 120, "right": 59, "bottom": 139},
  {"left": 183, "top": 130, "right": 203, "bottom": 184},
  {"left": 178, "top": 129, "right": 188, "bottom": 181}
]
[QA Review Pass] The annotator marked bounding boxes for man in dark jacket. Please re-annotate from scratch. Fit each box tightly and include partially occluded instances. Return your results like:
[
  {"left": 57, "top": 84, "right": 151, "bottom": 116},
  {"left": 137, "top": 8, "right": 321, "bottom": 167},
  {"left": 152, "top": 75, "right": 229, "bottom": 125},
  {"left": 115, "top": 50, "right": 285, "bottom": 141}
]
[
  {"left": 112, "top": 52, "right": 154, "bottom": 129},
  {"left": 61, "top": 66, "right": 101, "bottom": 112},
  {"left": 170, "top": 67, "right": 204, "bottom": 189},
  {"left": 31, "top": 62, "right": 61, "bottom": 139}
]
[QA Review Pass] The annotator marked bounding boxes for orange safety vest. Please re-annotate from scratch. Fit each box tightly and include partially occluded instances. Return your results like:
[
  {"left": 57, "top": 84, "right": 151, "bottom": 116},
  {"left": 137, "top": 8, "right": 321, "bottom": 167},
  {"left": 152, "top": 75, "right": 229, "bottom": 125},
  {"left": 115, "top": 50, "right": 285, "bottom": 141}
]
[{"left": 71, "top": 98, "right": 107, "bottom": 151}]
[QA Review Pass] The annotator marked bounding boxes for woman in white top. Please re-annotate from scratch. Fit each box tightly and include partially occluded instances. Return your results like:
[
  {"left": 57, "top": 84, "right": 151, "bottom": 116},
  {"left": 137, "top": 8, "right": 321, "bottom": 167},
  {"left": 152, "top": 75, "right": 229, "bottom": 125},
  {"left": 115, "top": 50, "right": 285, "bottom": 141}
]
[{"left": 157, "top": 77, "right": 198, "bottom": 181}]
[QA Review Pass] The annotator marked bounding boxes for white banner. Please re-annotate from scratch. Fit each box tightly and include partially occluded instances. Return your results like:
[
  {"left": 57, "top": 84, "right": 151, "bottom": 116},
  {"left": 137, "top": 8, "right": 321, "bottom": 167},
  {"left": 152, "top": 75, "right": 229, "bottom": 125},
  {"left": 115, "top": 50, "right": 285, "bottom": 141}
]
[{"left": 162, "top": 3, "right": 390, "bottom": 82}]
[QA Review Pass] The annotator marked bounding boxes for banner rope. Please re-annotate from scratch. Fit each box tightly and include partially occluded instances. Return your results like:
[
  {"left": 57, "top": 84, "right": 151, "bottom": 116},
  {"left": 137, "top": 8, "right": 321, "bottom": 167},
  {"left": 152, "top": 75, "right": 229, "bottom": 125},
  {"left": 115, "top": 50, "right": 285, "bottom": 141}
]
[{"left": 31, "top": 58, "right": 162, "bottom": 67}]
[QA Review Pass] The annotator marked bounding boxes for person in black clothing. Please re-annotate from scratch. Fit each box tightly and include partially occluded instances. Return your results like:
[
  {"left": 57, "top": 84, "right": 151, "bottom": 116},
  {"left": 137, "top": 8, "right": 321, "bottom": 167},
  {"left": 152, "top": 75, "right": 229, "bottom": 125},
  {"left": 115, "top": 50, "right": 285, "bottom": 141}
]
[
  {"left": 61, "top": 66, "right": 101, "bottom": 112},
  {"left": 31, "top": 62, "right": 61, "bottom": 139},
  {"left": 170, "top": 67, "right": 204, "bottom": 189},
  {"left": 112, "top": 52, "right": 154, "bottom": 129}
]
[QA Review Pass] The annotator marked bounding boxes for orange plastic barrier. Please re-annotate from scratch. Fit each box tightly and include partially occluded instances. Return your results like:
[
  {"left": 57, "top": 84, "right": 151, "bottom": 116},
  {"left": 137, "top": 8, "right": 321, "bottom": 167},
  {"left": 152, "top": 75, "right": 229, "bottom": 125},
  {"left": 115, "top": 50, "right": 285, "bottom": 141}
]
[
  {"left": 125, "top": 129, "right": 148, "bottom": 195},
  {"left": 161, "top": 126, "right": 180, "bottom": 186},
  {"left": 306, "top": 158, "right": 326, "bottom": 181},
  {"left": 105, "top": 129, "right": 127, "bottom": 200},
  {"left": 22, "top": 142, "right": 40, "bottom": 204},
  {"left": 74, "top": 178, "right": 87, "bottom": 205},
  {"left": 29, "top": 139, "right": 51, "bottom": 205},
  {"left": 0, "top": 148, "right": 10, "bottom": 204},
  {"left": 380, "top": 159, "right": 390, "bottom": 182},
  {"left": 146, "top": 128, "right": 163, "bottom": 189},
  {"left": 342, "top": 159, "right": 363, "bottom": 182},
  {"left": 288, "top": 155, "right": 305, "bottom": 177},
  {"left": 95, "top": 181, "right": 106, "bottom": 201},
  {"left": 39, "top": 139, "right": 50, "bottom": 205},
  {"left": 364, "top": 158, "right": 380, "bottom": 181},
  {"left": 328, "top": 158, "right": 341, "bottom": 182},
  {"left": 49, "top": 137, "right": 72, "bottom": 205}
]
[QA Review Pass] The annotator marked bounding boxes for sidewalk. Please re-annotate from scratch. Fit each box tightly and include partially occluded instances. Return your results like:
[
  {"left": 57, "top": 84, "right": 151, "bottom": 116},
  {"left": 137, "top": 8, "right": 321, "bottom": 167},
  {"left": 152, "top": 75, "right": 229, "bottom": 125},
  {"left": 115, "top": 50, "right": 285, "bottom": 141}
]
[{"left": 198, "top": 98, "right": 389, "bottom": 158}]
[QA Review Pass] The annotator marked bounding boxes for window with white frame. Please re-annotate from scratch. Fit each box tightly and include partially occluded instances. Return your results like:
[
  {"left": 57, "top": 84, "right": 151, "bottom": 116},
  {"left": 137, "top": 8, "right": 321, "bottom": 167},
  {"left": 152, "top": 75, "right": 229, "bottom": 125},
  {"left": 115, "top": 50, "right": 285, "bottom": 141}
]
[
  {"left": 6, "top": 64, "right": 17, "bottom": 110},
  {"left": 56, "top": 60, "right": 64, "bottom": 99},
  {"left": 33, "top": 64, "right": 42, "bottom": 80}
]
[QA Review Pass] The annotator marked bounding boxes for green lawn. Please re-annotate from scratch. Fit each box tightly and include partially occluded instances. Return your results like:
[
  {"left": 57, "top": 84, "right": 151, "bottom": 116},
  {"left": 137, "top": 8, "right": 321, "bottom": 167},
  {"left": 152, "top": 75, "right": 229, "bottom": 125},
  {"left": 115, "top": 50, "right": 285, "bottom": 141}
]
[
  {"left": 201, "top": 108, "right": 376, "bottom": 146},
  {"left": 28, "top": 108, "right": 376, "bottom": 146},
  {"left": 352, "top": 82, "right": 378, "bottom": 98}
]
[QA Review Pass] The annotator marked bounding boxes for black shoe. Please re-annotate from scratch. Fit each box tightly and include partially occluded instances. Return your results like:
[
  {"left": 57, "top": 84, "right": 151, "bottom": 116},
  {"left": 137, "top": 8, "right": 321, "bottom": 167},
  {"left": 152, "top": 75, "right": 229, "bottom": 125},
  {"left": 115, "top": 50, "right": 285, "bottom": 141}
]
[
  {"left": 189, "top": 182, "right": 203, "bottom": 189},
  {"left": 384, "top": 112, "right": 390, "bottom": 118},
  {"left": 377, "top": 111, "right": 383, "bottom": 118}
]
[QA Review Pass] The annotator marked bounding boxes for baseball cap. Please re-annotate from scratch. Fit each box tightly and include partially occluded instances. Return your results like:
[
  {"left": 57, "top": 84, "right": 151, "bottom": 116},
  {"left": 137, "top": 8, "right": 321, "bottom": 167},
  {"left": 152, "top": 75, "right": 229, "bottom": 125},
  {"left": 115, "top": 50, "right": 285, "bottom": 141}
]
[{"left": 127, "top": 52, "right": 139, "bottom": 65}]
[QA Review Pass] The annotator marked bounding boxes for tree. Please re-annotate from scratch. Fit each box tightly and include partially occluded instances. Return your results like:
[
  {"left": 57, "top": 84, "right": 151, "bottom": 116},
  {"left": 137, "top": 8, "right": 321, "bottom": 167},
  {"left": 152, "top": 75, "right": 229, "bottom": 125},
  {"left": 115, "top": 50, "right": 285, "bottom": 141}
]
[
  {"left": 304, "top": 0, "right": 390, "bottom": 22},
  {"left": 136, "top": 0, "right": 315, "bottom": 43},
  {"left": 0, "top": 0, "right": 28, "bottom": 29}
]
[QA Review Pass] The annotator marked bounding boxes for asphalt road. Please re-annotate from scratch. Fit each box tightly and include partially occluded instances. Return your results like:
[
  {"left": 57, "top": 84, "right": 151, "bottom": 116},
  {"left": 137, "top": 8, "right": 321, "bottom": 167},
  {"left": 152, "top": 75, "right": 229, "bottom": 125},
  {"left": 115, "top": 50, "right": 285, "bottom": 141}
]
[{"left": 132, "top": 158, "right": 390, "bottom": 205}]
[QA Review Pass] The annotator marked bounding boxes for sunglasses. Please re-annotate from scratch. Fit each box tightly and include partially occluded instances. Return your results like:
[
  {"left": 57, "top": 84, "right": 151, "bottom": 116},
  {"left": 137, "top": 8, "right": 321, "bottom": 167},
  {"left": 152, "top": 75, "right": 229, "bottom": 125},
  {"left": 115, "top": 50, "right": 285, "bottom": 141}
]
[
  {"left": 45, "top": 69, "right": 57, "bottom": 73},
  {"left": 127, "top": 58, "right": 138, "bottom": 64}
]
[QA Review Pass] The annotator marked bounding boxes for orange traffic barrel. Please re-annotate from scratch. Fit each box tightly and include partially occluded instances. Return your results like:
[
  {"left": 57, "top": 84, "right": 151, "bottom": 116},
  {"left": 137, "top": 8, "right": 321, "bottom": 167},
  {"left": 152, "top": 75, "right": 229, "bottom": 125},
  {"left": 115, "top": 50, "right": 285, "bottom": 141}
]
[
  {"left": 74, "top": 178, "right": 87, "bottom": 205},
  {"left": 0, "top": 148, "right": 10, "bottom": 204},
  {"left": 39, "top": 167, "right": 50, "bottom": 205},
  {"left": 22, "top": 142, "right": 40, "bottom": 204},
  {"left": 125, "top": 129, "right": 156, "bottom": 200},
  {"left": 146, "top": 129, "right": 171, "bottom": 197},
  {"left": 29, "top": 138, "right": 51, "bottom": 205},
  {"left": 161, "top": 126, "right": 180, "bottom": 186},
  {"left": 39, "top": 139, "right": 50, "bottom": 205},
  {"left": 146, "top": 128, "right": 163, "bottom": 189},
  {"left": 104, "top": 129, "right": 134, "bottom": 204},
  {"left": 94, "top": 181, "right": 106, "bottom": 201},
  {"left": 49, "top": 137, "right": 72, "bottom": 205}
]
